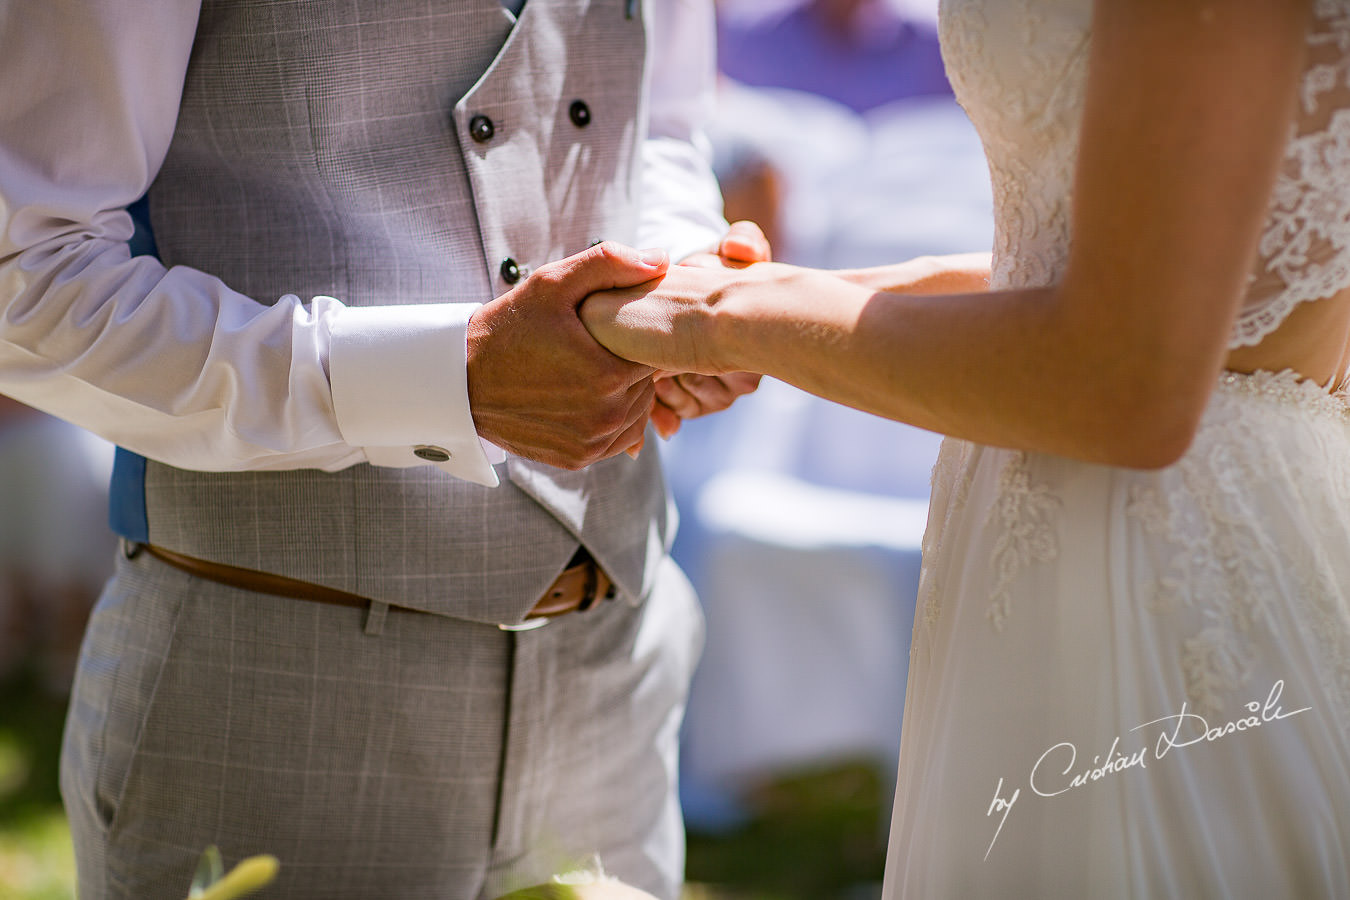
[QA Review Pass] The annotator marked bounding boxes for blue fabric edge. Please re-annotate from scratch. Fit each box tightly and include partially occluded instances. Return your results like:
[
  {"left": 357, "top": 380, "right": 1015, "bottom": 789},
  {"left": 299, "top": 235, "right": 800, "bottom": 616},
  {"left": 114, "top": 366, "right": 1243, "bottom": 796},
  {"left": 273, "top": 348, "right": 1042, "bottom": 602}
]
[
  {"left": 109, "top": 447, "right": 148, "bottom": 542},
  {"left": 108, "top": 193, "right": 156, "bottom": 543}
]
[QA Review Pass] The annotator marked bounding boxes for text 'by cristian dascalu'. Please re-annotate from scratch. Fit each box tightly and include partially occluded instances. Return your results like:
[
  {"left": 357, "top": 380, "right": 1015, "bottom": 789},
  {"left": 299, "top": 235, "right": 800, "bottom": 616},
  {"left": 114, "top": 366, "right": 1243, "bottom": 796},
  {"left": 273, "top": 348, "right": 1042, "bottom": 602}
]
[{"left": 982, "top": 679, "right": 1311, "bottom": 861}]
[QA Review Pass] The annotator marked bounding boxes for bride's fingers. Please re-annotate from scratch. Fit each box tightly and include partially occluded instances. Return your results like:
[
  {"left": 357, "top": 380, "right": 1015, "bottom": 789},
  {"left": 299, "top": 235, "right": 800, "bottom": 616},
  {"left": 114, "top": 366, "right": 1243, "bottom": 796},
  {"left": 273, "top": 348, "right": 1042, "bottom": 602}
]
[
  {"left": 719, "top": 220, "right": 772, "bottom": 264},
  {"left": 678, "top": 221, "right": 773, "bottom": 271}
]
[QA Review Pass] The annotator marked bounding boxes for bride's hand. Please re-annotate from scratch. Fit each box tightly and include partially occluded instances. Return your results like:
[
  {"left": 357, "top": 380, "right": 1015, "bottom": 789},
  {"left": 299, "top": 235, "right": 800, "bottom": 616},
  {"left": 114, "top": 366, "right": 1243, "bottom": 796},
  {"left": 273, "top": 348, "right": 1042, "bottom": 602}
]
[
  {"left": 679, "top": 219, "right": 772, "bottom": 271},
  {"left": 646, "top": 221, "right": 771, "bottom": 437},
  {"left": 579, "top": 262, "right": 751, "bottom": 376}
]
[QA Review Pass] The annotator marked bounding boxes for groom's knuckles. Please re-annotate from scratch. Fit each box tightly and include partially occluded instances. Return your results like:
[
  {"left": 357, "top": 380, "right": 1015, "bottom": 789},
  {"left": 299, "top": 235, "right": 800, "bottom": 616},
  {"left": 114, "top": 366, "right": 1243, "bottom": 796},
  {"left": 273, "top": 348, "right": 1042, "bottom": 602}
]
[{"left": 606, "top": 397, "right": 656, "bottom": 460}]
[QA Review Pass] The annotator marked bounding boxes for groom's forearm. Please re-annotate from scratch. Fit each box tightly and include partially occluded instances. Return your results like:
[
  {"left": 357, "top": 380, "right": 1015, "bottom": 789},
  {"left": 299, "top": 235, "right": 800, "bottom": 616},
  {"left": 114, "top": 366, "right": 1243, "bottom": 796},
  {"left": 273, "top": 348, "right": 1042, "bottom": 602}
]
[{"left": 833, "top": 252, "right": 992, "bottom": 296}]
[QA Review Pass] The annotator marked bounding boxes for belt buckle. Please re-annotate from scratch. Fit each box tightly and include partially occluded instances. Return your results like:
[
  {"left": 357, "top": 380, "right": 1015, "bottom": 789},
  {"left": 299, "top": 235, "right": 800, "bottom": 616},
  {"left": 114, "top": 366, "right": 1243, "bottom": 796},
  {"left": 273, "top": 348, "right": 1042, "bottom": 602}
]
[{"left": 498, "top": 617, "right": 551, "bottom": 632}]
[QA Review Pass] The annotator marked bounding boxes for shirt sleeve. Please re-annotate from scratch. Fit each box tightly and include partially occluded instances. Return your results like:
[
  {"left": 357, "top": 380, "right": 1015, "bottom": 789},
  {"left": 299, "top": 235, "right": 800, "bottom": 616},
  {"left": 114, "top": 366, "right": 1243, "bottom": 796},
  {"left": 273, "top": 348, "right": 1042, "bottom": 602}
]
[
  {"left": 639, "top": 0, "right": 731, "bottom": 262},
  {"left": 0, "top": 2, "right": 501, "bottom": 487}
]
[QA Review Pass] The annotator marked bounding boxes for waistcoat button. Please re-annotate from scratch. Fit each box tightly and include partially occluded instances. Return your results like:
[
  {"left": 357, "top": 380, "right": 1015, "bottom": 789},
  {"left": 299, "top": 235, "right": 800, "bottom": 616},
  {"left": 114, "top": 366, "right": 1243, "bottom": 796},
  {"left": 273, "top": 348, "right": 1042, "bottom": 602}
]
[
  {"left": 569, "top": 100, "right": 592, "bottom": 128},
  {"left": 413, "top": 445, "right": 451, "bottom": 463},
  {"left": 469, "top": 114, "right": 495, "bottom": 143},
  {"left": 500, "top": 257, "right": 522, "bottom": 284}
]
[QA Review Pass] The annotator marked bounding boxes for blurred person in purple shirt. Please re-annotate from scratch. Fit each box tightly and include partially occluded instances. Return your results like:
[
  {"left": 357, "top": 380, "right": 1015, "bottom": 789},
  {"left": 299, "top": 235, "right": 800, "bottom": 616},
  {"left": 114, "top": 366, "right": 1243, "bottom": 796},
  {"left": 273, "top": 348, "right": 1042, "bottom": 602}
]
[{"left": 716, "top": 0, "right": 951, "bottom": 113}]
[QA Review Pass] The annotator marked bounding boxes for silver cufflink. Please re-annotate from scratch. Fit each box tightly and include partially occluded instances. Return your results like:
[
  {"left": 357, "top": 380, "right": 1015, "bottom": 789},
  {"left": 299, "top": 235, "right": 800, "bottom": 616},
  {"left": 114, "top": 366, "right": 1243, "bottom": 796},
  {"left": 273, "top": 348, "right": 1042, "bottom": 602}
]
[{"left": 413, "top": 445, "right": 451, "bottom": 462}]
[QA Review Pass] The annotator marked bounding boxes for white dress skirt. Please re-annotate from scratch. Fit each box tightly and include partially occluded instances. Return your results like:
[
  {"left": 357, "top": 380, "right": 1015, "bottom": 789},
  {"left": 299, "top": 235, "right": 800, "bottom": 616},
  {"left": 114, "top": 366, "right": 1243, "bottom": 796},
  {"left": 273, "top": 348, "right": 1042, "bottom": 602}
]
[
  {"left": 882, "top": 0, "right": 1350, "bottom": 892},
  {"left": 884, "top": 370, "right": 1350, "bottom": 897}
]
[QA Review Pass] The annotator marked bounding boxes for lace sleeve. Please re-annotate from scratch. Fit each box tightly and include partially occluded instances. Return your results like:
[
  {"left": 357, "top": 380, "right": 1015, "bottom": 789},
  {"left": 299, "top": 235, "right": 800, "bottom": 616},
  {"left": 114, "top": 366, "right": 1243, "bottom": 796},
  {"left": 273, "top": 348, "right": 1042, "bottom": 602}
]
[{"left": 1234, "top": 2, "right": 1350, "bottom": 347}]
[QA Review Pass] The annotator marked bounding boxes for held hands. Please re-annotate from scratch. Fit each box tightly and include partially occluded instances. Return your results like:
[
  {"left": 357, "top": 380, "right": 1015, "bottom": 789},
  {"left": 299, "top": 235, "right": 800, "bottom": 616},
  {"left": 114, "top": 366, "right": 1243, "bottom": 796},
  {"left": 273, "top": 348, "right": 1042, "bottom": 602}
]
[
  {"left": 648, "top": 221, "right": 770, "bottom": 439},
  {"left": 466, "top": 242, "right": 667, "bottom": 469},
  {"left": 580, "top": 246, "right": 794, "bottom": 378},
  {"left": 465, "top": 223, "right": 771, "bottom": 469}
]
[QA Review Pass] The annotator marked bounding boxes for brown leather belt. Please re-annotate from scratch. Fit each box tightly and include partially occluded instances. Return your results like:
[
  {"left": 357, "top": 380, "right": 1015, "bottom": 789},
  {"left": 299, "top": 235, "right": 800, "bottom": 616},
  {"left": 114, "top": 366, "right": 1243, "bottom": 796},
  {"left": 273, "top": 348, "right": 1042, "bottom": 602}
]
[{"left": 130, "top": 542, "right": 614, "bottom": 624}]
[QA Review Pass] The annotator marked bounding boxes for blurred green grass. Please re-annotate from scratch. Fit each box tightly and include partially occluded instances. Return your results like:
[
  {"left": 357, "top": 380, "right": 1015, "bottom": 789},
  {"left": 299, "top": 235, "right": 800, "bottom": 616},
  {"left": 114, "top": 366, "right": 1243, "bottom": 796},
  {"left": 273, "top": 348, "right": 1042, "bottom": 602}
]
[
  {"left": 0, "top": 668, "right": 75, "bottom": 900},
  {"left": 684, "top": 760, "right": 887, "bottom": 900},
  {"left": 0, "top": 671, "right": 886, "bottom": 900}
]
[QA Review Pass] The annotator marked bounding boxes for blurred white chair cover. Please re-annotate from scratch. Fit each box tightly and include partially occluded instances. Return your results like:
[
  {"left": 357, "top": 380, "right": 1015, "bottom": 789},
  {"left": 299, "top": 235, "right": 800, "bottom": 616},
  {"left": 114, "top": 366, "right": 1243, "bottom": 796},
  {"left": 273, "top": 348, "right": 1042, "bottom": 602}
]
[{"left": 668, "top": 86, "right": 992, "bottom": 824}]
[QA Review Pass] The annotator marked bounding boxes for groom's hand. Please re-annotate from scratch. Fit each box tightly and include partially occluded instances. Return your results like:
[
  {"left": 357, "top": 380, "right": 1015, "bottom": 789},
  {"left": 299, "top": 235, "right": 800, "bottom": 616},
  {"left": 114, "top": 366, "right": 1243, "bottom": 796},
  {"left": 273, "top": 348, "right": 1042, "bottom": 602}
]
[
  {"left": 650, "top": 220, "right": 770, "bottom": 438},
  {"left": 466, "top": 242, "right": 667, "bottom": 469}
]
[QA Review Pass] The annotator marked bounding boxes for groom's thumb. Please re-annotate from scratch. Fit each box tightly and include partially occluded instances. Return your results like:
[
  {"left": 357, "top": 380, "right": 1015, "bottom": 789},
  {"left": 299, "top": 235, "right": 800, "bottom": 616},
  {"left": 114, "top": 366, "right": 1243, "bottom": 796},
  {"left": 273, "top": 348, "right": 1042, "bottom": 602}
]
[{"left": 550, "top": 241, "right": 669, "bottom": 305}]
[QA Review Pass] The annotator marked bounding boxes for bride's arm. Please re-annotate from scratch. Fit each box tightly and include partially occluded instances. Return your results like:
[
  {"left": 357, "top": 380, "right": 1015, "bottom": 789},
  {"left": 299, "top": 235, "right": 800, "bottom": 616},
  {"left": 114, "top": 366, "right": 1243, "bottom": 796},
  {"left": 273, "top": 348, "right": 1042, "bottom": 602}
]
[
  {"left": 832, "top": 252, "right": 992, "bottom": 296},
  {"left": 583, "top": 0, "right": 1310, "bottom": 469}
]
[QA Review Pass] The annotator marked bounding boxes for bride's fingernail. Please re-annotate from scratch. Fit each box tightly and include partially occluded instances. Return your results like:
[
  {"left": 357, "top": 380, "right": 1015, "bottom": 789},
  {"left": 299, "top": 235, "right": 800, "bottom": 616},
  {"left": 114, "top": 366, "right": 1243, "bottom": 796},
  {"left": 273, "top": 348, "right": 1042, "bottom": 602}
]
[{"left": 639, "top": 248, "right": 667, "bottom": 267}]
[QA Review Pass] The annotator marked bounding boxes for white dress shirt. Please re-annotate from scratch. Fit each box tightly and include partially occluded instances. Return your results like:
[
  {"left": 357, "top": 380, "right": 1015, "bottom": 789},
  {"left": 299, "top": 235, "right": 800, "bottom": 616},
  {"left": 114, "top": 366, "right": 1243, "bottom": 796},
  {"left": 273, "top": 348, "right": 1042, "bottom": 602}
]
[{"left": 0, "top": 1, "right": 725, "bottom": 488}]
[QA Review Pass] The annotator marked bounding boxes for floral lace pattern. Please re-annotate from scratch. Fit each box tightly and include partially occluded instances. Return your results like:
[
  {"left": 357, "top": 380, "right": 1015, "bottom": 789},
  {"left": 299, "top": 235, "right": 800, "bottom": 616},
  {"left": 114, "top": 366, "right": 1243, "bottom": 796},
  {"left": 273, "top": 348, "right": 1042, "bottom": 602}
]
[
  {"left": 923, "top": 366, "right": 1350, "bottom": 727},
  {"left": 1123, "top": 370, "right": 1350, "bottom": 723},
  {"left": 916, "top": 437, "right": 976, "bottom": 631},
  {"left": 940, "top": 0, "right": 1350, "bottom": 342},
  {"left": 984, "top": 453, "right": 1059, "bottom": 631},
  {"left": 1241, "top": 1, "right": 1350, "bottom": 345},
  {"left": 938, "top": 0, "right": 1089, "bottom": 293}
]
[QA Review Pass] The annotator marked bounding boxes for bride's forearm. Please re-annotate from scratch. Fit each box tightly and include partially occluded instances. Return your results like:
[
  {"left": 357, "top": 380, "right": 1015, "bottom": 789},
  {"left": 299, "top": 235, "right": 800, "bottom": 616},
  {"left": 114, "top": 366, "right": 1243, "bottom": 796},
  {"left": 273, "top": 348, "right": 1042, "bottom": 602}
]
[
  {"left": 831, "top": 252, "right": 992, "bottom": 296},
  {"left": 711, "top": 268, "right": 1215, "bottom": 470},
  {"left": 584, "top": 258, "right": 1221, "bottom": 471}
]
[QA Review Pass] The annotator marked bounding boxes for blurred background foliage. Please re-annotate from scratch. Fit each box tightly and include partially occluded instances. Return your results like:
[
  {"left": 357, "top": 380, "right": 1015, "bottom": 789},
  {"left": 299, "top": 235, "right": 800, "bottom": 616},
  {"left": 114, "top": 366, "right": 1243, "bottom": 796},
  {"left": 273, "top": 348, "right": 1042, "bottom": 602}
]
[{"left": 0, "top": 669, "right": 75, "bottom": 900}]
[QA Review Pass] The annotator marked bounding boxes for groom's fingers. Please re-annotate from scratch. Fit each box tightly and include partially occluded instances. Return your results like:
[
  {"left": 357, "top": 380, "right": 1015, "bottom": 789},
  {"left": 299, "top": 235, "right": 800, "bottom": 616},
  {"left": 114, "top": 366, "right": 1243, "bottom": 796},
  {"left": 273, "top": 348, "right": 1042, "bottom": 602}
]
[
  {"left": 606, "top": 379, "right": 657, "bottom": 460},
  {"left": 655, "top": 374, "right": 720, "bottom": 420},
  {"left": 650, "top": 400, "right": 682, "bottom": 440},
  {"left": 545, "top": 241, "right": 670, "bottom": 305}
]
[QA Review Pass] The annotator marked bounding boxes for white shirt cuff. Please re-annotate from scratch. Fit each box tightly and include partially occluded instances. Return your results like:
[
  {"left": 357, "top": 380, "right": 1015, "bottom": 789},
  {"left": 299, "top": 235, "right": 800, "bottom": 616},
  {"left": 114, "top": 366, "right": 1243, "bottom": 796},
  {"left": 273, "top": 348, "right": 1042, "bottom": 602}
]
[{"left": 329, "top": 302, "right": 503, "bottom": 487}]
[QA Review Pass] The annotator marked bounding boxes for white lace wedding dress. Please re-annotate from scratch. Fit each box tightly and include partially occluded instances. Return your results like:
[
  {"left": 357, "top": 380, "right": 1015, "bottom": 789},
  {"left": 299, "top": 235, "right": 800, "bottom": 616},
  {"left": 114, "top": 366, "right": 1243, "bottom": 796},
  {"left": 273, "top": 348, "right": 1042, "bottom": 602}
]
[{"left": 884, "top": 2, "right": 1350, "bottom": 896}]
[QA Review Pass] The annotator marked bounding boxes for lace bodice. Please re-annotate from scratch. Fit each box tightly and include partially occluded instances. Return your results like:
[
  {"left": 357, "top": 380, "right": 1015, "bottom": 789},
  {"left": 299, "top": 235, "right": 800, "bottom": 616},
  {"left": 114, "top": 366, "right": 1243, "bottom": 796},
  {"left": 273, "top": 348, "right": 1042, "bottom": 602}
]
[{"left": 939, "top": 0, "right": 1350, "bottom": 348}]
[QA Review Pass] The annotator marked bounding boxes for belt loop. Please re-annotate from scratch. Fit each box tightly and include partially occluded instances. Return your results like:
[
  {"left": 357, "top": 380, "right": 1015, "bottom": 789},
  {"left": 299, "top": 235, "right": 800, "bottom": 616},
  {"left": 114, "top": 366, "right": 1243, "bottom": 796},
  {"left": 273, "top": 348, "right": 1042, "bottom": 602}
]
[{"left": 364, "top": 600, "right": 389, "bottom": 636}]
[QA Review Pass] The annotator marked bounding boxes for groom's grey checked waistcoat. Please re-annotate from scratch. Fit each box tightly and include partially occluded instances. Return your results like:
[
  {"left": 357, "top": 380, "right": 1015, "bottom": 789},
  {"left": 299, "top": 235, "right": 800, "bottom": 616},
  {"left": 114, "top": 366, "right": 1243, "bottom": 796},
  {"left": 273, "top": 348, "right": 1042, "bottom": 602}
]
[{"left": 119, "top": 0, "right": 674, "bottom": 622}]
